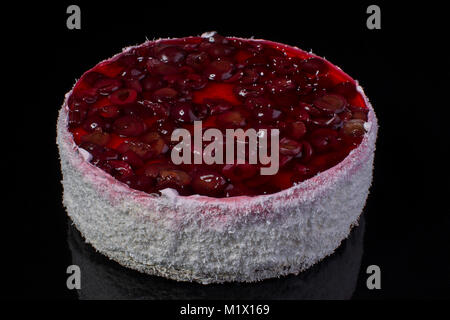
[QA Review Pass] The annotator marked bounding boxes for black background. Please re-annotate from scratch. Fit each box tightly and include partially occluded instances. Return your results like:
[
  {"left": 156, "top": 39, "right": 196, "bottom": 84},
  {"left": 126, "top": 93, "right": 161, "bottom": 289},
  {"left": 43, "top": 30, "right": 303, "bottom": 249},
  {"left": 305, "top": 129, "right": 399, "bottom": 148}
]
[{"left": 3, "top": 1, "right": 449, "bottom": 301}]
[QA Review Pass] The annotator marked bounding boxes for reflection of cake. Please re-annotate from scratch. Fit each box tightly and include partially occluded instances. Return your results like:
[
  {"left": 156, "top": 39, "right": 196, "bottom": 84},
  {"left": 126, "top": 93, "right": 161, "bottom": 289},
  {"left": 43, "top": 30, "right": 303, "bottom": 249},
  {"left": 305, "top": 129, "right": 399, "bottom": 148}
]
[
  {"left": 57, "top": 32, "right": 377, "bottom": 283},
  {"left": 68, "top": 213, "right": 365, "bottom": 300}
]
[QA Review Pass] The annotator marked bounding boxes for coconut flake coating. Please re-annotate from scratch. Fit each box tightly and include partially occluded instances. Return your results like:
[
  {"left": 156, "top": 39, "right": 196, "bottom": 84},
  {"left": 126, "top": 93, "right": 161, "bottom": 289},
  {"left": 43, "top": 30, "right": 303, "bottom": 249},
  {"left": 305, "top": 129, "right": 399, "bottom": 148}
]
[{"left": 57, "top": 38, "right": 377, "bottom": 284}]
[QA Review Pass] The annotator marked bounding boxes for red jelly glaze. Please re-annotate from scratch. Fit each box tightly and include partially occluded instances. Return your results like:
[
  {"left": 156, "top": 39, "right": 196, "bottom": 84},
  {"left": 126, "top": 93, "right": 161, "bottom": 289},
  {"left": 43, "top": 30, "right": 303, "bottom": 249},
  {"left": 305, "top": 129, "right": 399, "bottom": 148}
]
[{"left": 68, "top": 33, "right": 368, "bottom": 198}]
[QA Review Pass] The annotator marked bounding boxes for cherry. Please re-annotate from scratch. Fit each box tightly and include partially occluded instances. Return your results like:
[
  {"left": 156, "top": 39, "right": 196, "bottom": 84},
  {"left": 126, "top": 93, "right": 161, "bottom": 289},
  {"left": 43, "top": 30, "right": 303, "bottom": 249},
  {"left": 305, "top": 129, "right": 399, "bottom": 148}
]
[
  {"left": 124, "top": 79, "right": 143, "bottom": 93},
  {"left": 178, "top": 74, "right": 207, "bottom": 90},
  {"left": 93, "top": 78, "right": 122, "bottom": 95},
  {"left": 186, "top": 52, "right": 210, "bottom": 69},
  {"left": 311, "top": 113, "right": 341, "bottom": 128},
  {"left": 99, "top": 105, "right": 121, "bottom": 119},
  {"left": 170, "top": 102, "right": 198, "bottom": 123},
  {"left": 310, "top": 128, "right": 339, "bottom": 152},
  {"left": 216, "top": 110, "right": 246, "bottom": 127},
  {"left": 109, "top": 88, "right": 138, "bottom": 105},
  {"left": 121, "top": 150, "right": 144, "bottom": 168},
  {"left": 294, "top": 163, "right": 315, "bottom": 177},
  {"left": 332, "top": 81, "right": 357, "bottom": 99},
  {"left": 287, "top": 121, "right": 307, "bottom": 139},
  {"left": 207, "top": 43, "right": 234, "bottom": 57},
  {"left": 140, "top": 131, "right": 168, "bottom": 155},
  {"left": 267, "top": 78, "right": 296, "bottom": 94},
  {"left": 68, "top": 103, "right": 88, "bottom": 128},
  {"left": 204, "top": 98, "right": 233, "bottom": 115},
  {"left": 234, "top": 84, "right": 265, "bottom": 99},
  {"left": 78, "top": 88, "right": 98, "bottom": 104},
  {"left": 224, "top": 183, "right": 253, "bottom": 197},
  {"left": 270, "top": 91, "right": 299, "bottom": 107},
  {"left": 279, "top": 137, "right": 302, "bottom": 156},
  {"left": 141, "top": 76, "right": 164, "bottom": 92},
  {"left": 146, "top": 57, "right": 178, "bottom": 75},
  {"left": 313, "top": 94, "right": 347, "bottom": 114},
  {"left": 81, "top": 128, "right": 111, "bottom": 146},
  {"left": 124, "top": 174, "right": 155, "bottom": 191},
  {"left": 152, "top": 87, "right": 178, "bottom": 100},
  {"left": 139, "top": 100, "right": 170, "bottom": 119},
  {"left": 192, "top": 170, "right": 227, "bottom": 196},
  {"left": 121, "top": 68, "right": 146, "bottom": 81},
  {"left": 156, "top": 46, "right": 186, "bottom": 64},
  {"left": 204, "top": 59, "right": 235, "bottom": 81},
  {"left": 109, "top": 160, "right": 134, "bottom": 179},
  {"left": 342, "top": 119, "right": 366, "bottom": 137},
  {"left": 300, "top": 141, "right": 313, "bottom": 162},
  {"left": 117, "top": 140, "right": 153, "bottom": 160},
  {"left": 244, "top": 96, "right": 271, "bottom": 110},
  {"left": 352, "top": 111, "right": 368, "bottom": 121},
  {"left": 113, "top": 115, "right": 147, "bottom": 137},
  {"left": 157, "top": 169, "right": 192, "bottom": 188},
  {"left": 222, "top": 163, "right": 258, "bottom": 182},
  {"left": 348, "top": 105, "right": 368, "bottom": 121},
  {"left": 271, "top": 171, "right": 294, "bottom": 190},
  {"left": 300, "top": 57, "right": 328, "bottom": 75},
  {"left": 253, "top": 105, "right": 282, "bottom": 123},
  {"left": 339, "top": 107, "right": 353, "bottom": 121},
  {"left": 82, "top": 115, "right": 108, "bottom": 132},
  {"left": 240, "top": 67, "right": 263, "bottom": 84}
]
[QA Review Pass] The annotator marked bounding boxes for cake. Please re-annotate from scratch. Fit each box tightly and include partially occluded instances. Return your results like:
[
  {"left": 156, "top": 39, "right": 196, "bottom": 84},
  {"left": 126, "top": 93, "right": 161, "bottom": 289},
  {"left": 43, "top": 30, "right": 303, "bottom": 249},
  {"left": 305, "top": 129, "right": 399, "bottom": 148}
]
[{"left": 57, "top": 32, "right": 377, "bottom": 284}]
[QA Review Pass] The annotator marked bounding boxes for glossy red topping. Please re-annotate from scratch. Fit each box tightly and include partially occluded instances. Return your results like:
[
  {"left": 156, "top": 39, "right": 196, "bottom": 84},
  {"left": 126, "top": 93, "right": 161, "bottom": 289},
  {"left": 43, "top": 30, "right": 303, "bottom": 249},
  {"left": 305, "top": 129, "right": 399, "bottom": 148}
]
[{"left": 68, "top": 32, "right": 368, "bottom": 197}]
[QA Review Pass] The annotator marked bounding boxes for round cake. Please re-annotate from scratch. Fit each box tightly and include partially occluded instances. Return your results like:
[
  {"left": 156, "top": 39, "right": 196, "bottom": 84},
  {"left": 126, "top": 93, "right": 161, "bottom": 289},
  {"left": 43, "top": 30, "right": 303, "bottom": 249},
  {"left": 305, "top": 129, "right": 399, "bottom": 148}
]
[{"left": 57, "top": 32, "right": 377, "bottom": 284}]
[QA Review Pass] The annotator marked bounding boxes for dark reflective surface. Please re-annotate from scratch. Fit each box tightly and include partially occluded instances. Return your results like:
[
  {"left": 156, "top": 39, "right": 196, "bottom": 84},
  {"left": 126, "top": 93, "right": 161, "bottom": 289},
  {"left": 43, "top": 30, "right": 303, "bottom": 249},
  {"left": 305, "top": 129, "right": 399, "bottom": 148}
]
[{"left": 67, "top": 214, "right": 365, "bottom": 300}]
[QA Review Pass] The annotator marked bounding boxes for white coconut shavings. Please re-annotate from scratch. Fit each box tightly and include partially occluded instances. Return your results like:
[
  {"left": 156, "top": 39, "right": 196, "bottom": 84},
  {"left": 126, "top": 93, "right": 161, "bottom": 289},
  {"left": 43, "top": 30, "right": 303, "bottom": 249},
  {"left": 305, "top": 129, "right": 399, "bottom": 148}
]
[
  {"left": 57, "top": 38, "right": 378, "bottom": 284},
  {"left": 78, "top": 148, "right": 92, "bottom": 162}
]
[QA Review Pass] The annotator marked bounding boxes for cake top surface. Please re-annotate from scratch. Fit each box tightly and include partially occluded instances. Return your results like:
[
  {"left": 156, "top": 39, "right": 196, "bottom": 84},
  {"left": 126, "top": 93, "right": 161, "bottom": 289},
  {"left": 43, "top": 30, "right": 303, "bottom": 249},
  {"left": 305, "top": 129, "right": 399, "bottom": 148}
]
[{"left": 66, "top": 32, "right": 369, "bottom": 198}]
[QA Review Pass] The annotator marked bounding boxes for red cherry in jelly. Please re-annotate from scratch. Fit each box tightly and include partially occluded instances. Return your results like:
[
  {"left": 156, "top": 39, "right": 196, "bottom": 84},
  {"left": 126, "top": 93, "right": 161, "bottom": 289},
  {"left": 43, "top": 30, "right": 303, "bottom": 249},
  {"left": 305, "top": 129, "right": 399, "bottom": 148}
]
[
  {"left": 332, "top": 81, "right": 357, "bottom": 99},
  {"left": 170, "top": 102, "right": 198, "bottom": 123},
  {"left": 109, "top": 160, "right": 134, "bottom": 179},
  {"left": 222, "top": 163, "right": 258, "bottom": 182},
  {"left": 141, "top": 76, "right": 164, "bottom": 92},
  {"left": 313, "top": 94, "right": 347, "bottom": 114},
  {"left": 81, "top": 128, "right": 111, "bottom": 146},
  {"left": 204, "top": 59, "right": 235, "bottom": 81},
  {"left": 117, "top": 140, "right": 153, "bottom": 160},
  {"left": 310, "top": 128, "right": 339, "bottom": 153},
  {"left": 99, "top": 105, "right": 121, "bottom": 119},
  {"left": 156, "top": 46, "right": 187, "bottom": 64},
  {"left": 82, "top": 115, "right": 108, "bottom": 132},
  {"left": 152, "top": 87, "right": 178, "bottom": 100},
  {"left": 186, "top": 52, "right": 210, "bottom": 69},
  {"left": 191, "top": 170, "right": 227, "bottom": 196},
  {"left": 279, "top": 137, "right": 302, "bottom": 156},
  {"left": 121, "top": 150, "right": 144, "bottom": 168},
  {"left": 342, "top": 119, "right": 366, "bottom": 137},
  {"left": 157, "top": 169, "right": 192, "bottom": 188},
  {"left": 109, "top": 88, "right": 138, "bottom": 105},
  {"left": 94, "top": 78, "right": 122, "bottom": 95},
  {"left": 287, "top": 121, "right": 307, "bottom": 139},
  {"left": 300, "top": 57, "right": 328, "bottom": 75},
  {"left": 113, "top": 115, "right": 147, "bottom": 137},
  {"left": 146, "top": 57, "right": 178, "bottom": 75},
  {"left": 204, "top": 98, "right": 233, "bottom": 115}
]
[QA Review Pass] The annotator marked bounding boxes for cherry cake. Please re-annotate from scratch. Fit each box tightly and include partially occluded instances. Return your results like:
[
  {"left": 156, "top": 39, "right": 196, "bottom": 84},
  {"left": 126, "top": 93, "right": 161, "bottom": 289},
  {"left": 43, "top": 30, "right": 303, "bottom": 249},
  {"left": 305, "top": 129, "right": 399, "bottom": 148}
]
[{"left": 57, "top": 32, "right": 377, "bottom": 283}]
